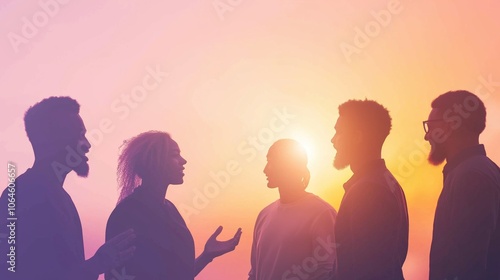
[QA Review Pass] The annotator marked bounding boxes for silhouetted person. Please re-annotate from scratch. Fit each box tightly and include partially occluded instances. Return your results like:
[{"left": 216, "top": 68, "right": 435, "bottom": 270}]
[
  {"left": 331, "top": 99, "right": 409, "bottom": 280},
  {"left": 248, "top": 139, "right": 337, "bottom": 280},
  {"left": 105, "top": 131, "right": 242, "bottom": 280},
  {"left": 424, "top": 90, "right": 500, "bottom": 280},
  {"left": 0, "top": 97, "right": 135, "bottom": 280}
]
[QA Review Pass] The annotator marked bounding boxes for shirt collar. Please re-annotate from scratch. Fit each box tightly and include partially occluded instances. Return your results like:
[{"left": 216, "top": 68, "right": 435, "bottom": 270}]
[
  {"left": 343, "top": 159, "right": 386, "bottom": 192},
  {"left": 443, "top": 144, "right": 486, "bottom": 176}
]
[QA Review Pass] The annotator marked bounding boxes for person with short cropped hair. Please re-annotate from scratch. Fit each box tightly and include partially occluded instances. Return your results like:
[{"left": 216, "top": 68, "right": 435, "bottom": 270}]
[
  {"left": 249, "top": 139, "right": 337, "bottom": 280},
  {"left": 331, "top": 99, "right": 409, "bottom": 280},
  {"left": 0, "top": 96, "right": 136, "bottom": 280},
  {"left": 424, "top": 90, "right": 500, "bottom": 280}
]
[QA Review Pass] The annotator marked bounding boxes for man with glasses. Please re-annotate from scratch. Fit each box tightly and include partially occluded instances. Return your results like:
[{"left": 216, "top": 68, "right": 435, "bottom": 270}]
[{"left": 424, "top": 90, "right": 500, "bottom": 280}]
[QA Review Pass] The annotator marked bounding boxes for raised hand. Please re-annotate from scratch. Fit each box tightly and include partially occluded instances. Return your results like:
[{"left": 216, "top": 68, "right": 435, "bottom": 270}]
[
  {"left": 91, "top": 228, "right": 136, "bottom": 273},
  {"left": 203, "top": 226, "right": 242, "bottom": 260}
]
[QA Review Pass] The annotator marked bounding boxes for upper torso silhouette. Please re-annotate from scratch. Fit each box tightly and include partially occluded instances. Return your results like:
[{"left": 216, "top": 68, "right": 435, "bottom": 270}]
[
  {"left": 430, "top": 145, "right": 500, "bottom": 280},
  {"left": 335, "top": 159, "right": 409, "bottom": 280},
  {"left": 105, "top": 184, "right": 195, "bottom": 280},
  {"left": 249, "top": 193, "right": 337, "bottom": 280},
  {"left": 0, "top": 168, "right": 95, "bottom": 280}
]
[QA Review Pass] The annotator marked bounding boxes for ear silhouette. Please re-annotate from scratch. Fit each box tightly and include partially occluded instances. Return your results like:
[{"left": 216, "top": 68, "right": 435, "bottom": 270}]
[
  {"left": 352, "top": 129, "right": 363, "bottom": 145},
  {"left": 441, "top": 121, "right": 455, "bottom": 142}
]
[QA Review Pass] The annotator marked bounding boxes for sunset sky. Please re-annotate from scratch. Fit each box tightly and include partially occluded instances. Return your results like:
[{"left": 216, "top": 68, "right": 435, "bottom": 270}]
[{"left": 1, "top": 1, "right": 500, "bottom": 279}]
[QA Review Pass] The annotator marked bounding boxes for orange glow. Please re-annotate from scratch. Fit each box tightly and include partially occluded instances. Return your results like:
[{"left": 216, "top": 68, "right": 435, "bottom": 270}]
[{"left": 1, "top": 1, "right": 500, "bottom": 279}]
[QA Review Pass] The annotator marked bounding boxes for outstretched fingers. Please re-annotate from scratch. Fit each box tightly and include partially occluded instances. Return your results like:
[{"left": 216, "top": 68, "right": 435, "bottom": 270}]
[
  {"left": 209, "top": 226, "right": 223, "bottom": 241},
  {"left": 231, "top": 228, "right": 242, "bottom": 246}
]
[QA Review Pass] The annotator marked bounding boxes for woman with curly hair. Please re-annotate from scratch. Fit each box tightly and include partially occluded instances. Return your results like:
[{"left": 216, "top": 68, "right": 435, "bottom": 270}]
[{"left": 105, "top": 131, "right": 242, "bottom": 280}]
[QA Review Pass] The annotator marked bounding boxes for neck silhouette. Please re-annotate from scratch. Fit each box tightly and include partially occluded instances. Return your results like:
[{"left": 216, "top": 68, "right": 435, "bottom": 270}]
[
  {"left": 31, "top": 157, "right": 68, "bottom": 188},
  {"left": 445, "top": 133, "right": 480, "bottom": 162},
  {"left": 278, "top": 181, "right": 308, "bottom": 204},
  {"left": 141, "top": 178, "right": 169, "bottom": 204},
  {"left": 350, "top": 147, "right": 382, "bottom": 174}
]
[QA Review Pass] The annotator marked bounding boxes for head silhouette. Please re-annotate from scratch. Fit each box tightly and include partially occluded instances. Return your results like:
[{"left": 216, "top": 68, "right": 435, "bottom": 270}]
[
  {"left": 424, "top": 90, "right": 486, "bottom": 165},
  {"left": 117, "top": 131, "right": 187, "bottom": 202},
  {"left": 332, "top": 99, "right": 392, "bottom": 170},
  {"left": 264, "top": 139, "right": 310, "bottom": 190},
  {"left": 24, "top": 96, "right": 91, "bottom": 177}
]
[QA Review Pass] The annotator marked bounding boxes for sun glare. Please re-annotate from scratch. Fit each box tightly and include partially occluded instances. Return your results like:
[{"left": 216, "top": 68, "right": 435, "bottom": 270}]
[{"left": 290, "top": 132, "right": 316, "bottom": 162}]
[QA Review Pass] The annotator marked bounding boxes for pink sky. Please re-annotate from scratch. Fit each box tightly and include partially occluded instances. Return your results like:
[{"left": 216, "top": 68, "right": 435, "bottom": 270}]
[{"left": 1, "top": 1, "right": 500, "bottom": 279}]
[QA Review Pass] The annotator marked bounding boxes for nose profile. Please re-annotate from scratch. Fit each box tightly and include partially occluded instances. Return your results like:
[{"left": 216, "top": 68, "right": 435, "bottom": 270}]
[
  {"left": 78, "top": 137, "right": 91, "bottom": 154},
  {"left": 331, "top": 134, "right": 337, "bottom": 147},
  {"left": 84, "top": 137, "right": 91, "bottom": 151},
  {"left": 263, "top": 163, "right": 269, "bottom": 175}
]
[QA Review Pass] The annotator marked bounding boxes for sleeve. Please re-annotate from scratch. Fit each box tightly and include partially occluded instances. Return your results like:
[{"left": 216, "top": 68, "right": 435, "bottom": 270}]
[
  {"left": 105, "top": 203, "right": 167, "bottom": 280},
  {"left": 339, "top": 183, "right": 400, "bottom": 280},
  {"left": 105, "top": 206, "right": 136, "bottom": 280},
  {"left": 308, "top": 207, "right": 337, "bottom": 280},
  {"left": 438, "top": 170, "right": 500, "bottom": 279},
  {"left": 248, "top": 212, "right": 262, "bottom": 280}
]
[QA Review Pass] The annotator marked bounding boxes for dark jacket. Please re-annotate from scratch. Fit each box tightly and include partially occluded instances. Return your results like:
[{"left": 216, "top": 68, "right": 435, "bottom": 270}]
[
  {"left": 335, "top": 159, "right": 409, "bottom": 280},
  {"left": 105, "top": 185, "right": 195, "bottom": 280},
  {"left": 0, "top": 168, "right": 97, "bottom": 280},
  {"left": 430, "top": 145, "right": 500, "bottom": 280}
]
